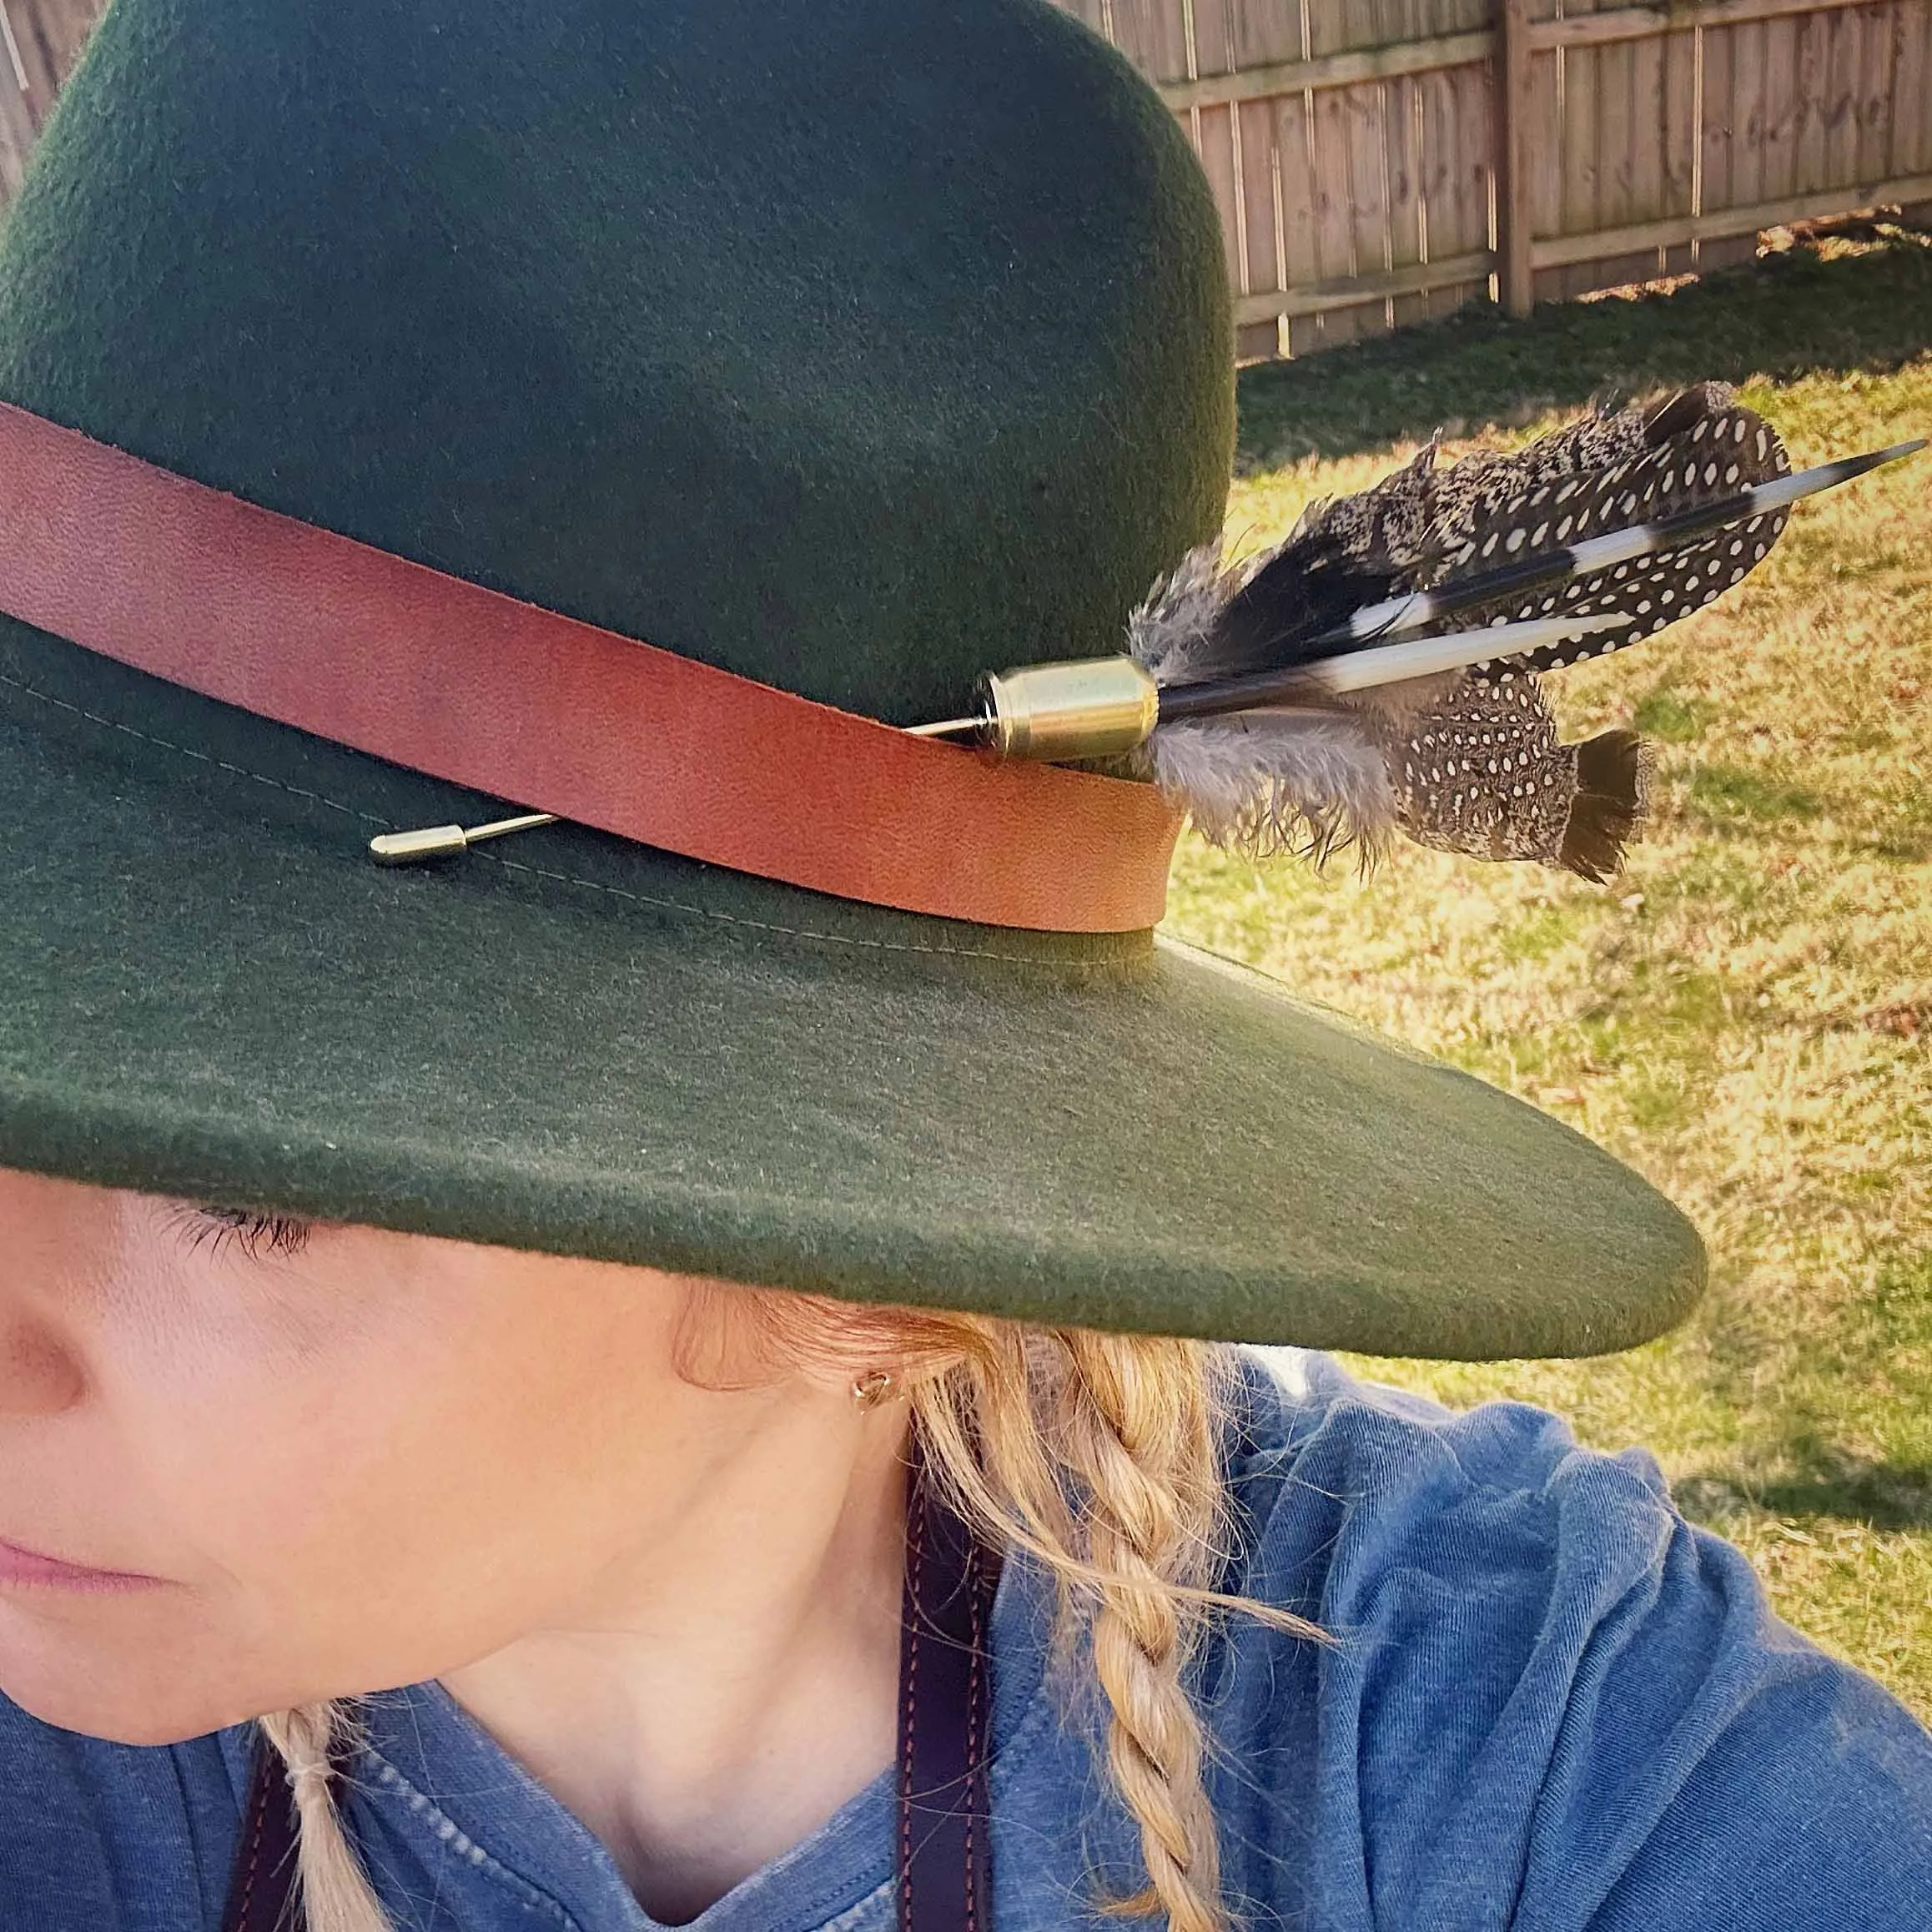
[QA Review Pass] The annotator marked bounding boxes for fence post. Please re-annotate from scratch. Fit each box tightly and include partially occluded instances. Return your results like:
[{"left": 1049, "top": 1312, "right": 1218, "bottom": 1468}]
[{"left": 1494, "top": 0, "right": 1534, "bottom": 317}]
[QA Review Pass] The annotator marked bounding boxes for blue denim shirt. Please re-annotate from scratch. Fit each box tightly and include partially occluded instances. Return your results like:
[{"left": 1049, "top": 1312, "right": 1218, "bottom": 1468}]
[{"left": 4, "top": 1352, "right": 1929, "bottom": 1931}]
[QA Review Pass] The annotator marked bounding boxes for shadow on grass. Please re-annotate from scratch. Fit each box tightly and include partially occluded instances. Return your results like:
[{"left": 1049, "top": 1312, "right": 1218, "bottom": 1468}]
[
  {"left": 1235, "top": 229, "right": 1932, "bottom": 467},
  {"left": 1680, "top": 1458, "right": 1932, "bottom": 1532}
]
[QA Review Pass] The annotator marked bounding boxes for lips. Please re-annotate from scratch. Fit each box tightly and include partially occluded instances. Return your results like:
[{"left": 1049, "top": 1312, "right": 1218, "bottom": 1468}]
[{"left": 0, "top": 1536, "right": 166, "bottom": 1594}]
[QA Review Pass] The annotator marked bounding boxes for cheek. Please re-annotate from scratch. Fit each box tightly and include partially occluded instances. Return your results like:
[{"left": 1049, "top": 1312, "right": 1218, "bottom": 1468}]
[
  {"left": 18, "top": 1247, "right": 715, "bottom": 1737},
  {"left": 171, "top": 1272, "right": 705, "bottom": 1623}
]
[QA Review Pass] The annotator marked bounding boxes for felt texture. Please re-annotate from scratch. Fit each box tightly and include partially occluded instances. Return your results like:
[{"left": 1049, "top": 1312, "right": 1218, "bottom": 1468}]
[
  {"left": 0, "top": 0, "right": 1233, "bottom": 725},
  {"left": 0, "top": 0, "right": 1706, "bottom": 1352},
  {"left": 0, "top": 623, "right": 1702, "bottom": 1356}
]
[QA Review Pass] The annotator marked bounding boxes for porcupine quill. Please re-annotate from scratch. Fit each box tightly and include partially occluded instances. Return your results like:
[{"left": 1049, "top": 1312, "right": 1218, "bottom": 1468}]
[{"left": 1130, "top": 383, "right": 1824, "bottom": 878}]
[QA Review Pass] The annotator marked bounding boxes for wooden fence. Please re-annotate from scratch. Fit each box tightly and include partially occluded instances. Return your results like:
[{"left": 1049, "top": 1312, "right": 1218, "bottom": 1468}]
[
  {"left": 1056, "top": 0, "right": 1932, "bottom": 355},
  {"left": 3, "top": 0, "right": 1929, "bottom": 357}
]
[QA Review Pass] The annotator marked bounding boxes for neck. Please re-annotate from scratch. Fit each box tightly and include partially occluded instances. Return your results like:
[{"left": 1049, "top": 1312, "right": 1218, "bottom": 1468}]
[{"left": 442, "top": 1393, "right": 911, "bottom": 1924}]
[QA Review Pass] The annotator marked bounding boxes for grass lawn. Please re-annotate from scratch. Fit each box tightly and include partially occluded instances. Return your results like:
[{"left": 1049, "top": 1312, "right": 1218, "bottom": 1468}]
[{"left": 1165, "top": 224, "right": 1932, "bottom": 1719}]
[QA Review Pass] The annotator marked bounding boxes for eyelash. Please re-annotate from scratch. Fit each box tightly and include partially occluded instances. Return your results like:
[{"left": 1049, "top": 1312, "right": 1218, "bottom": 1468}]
[{"left": 185, "top": 1207, "right": 314, "bottom": 1260}]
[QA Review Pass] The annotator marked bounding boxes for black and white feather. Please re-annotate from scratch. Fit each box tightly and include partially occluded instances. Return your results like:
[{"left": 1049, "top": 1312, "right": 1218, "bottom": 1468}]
[{"left": 1127, "top": 383, "right": 1790, "bottom": 879}]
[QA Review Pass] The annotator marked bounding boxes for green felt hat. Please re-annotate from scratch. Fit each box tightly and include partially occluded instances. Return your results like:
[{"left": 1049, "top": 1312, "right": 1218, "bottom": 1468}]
[{"left": 0, "top": 0, "right": 1703, "bottom": 1356}]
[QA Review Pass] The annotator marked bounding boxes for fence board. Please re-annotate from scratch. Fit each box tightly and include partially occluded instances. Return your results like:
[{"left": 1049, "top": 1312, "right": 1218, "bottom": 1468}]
[
  {"left": 1527, "top": 42, "right": 1567, "bottom": 301},
  {"left": 1415, "top": 59, "right": 1486, "bottom": 314},
  {"left": 1852, "top": 5, "right": 1881, "bottom": 177},
  {"left": 1387, "top": 73, "right": 1431, "bottom": 322},
  {"left": 1169, "top": 0, "right": 1927, "bottom": 347},
  {"left": 1195, "top": 100, "right": 1246, "bottom": 287},
  {"left": 1898, "top": 0, "right": 1932, "bottom": 174},
  {"left": 1824, "top": 6, "right": 1860, "bottom": 185},
  {"left": 1247, "top": 0, "right": 1310, "bottom": 354},
  {"left": 6, "top": 0, "right": 92, "bottom": 106},
  {"left": 1424, "top": 0, "right": 1503, "bottom": 325},
  {"left": 1918, "top": 0, "right": 1932, "bottom": 217},
  {"left": 1275, "top": 91, "right": 1328, "bottom": 350},
  {"left": 1301, "top": 0, "right": 1385, "bottom": 340},
  {"left": 1380, "top": 0, "right": 1424, "bottom": 325},
  {"left": 1598, "top": 24, "right": 1652, "bottom": 285},
  {"left": 1192, "top": 0, "right": 1233, "bottom": 73},
  {"left": 1659, "top": 23, "right": 1699, "bottom": 271},
  {"left": 0, "top": 0, "right": 96, "bottom": 198},
  {"left": 1563, "top": 3, "right": 1608, "bottom": 293},
  {"left": 1733, "top": 12, "right": 1774, "bottom": 245},
  {"left": 1308, "top": 68, "right": 1364, "bottom": 341},
  {"left": 1233, "top": 98, "right": 1281, "bottom": 356},
  {"left": 1346, "top": 78, "right": 1396, "bottom": 338},
  {"left": 1229, "top": 0, "right": 1309, "bottom": 351},
  {"left": 1761, "top": 9, "right": 1803, "bottom": 200},
  {"left": 1794, "top": 11, "right": 1830, "bottom": 191},
  {"left": 1698, "top": 24, "right": 1763, "bottom": 269},
  {"left": 0, "top": 81, "right": 31, "bottom": 205},
  {"left": 1534, "top": 162, "right": 1932, "bottom": 254}
]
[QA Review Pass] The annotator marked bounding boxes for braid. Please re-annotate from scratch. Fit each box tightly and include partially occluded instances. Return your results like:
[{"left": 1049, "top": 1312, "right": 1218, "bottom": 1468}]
[
  {"left": 1054, "top": 1332, "right": 1226, "bottom": 1932},
  {"left": 259, "top": 1703, "right": 391, "bottom": 1932},
  {"left": 903, "top": 1317, "right": 1326, "bottom": 1932}
]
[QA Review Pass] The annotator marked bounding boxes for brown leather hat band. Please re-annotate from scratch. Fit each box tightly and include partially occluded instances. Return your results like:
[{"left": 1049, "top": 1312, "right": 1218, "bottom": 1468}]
[{"left": 0, "top": 401, "right": 1180, "bottom": 933}]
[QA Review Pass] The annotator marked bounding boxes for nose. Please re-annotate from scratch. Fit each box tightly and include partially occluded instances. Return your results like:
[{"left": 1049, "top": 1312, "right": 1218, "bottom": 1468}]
[
  {"left": 0, "top": 1313, "right": 85, "bottom": 1416},
  {"left": 0, "top": 1168, "right": 92, "bottom": 1416}
]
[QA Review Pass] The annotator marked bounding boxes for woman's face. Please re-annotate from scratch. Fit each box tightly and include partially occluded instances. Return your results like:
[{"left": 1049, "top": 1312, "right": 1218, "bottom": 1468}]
[{"left": 0, "top": 1165, "right": 858, "bottom": 1746}]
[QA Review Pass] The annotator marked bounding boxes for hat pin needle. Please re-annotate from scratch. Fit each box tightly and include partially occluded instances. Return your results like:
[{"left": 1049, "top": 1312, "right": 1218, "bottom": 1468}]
[
  {"left": 367, "top": 718, "right": 988, "bottom": 866},
  {"left": 364, "top": 616, "right": 1602, "bottom": 866}
]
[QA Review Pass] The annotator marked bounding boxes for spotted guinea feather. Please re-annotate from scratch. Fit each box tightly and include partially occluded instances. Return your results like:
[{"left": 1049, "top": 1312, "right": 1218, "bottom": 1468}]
[
  {"left": 1122, "top": 386, "right": 1781, "bottom": 883},
  {"left": 1431, "top": 384, "right": 1793, "bottom": 679},
  {"left": 1359, "top": 677, "right": 1649, "bottom": 879}
]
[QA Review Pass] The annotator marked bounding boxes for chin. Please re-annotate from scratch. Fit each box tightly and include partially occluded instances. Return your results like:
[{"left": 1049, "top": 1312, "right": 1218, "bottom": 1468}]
[{"left": 0, "top": 1603, "right": 272, "bottom": 1747}]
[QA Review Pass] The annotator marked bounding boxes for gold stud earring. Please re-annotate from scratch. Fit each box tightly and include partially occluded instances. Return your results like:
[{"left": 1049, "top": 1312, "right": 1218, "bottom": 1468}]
[{"left": 850, "top": 1369, "right": 896, "bottom": 1410}]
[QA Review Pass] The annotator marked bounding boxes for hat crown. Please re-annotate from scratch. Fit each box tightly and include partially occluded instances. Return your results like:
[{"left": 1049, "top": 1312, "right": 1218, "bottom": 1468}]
[{"left": 0, "top": 0, "right": 1233, "bottom": 724}]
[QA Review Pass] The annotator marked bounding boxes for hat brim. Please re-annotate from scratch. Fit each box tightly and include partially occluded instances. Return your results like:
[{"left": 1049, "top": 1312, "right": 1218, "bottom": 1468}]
[{"left": 0, "top": 618, "right": 1703, "bottom": 1357}]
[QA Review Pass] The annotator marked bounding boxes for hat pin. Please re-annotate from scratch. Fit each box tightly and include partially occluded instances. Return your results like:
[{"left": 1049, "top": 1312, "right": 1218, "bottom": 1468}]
[{"left": 370, "top": 425, "right": 1920, "bottom": 882}]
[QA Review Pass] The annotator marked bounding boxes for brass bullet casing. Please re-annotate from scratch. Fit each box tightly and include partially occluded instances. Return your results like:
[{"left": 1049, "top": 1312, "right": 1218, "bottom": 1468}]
[{"left": 980, "top": 657, "right": 1160, "bottom": 762}]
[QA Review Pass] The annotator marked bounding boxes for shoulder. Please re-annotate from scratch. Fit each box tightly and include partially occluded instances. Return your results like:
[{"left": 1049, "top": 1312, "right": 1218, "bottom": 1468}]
[
  {"left": 1220, "top": 1346, "right": 1691, "bottom": 1631},
  {"left": 1208, "top": 1349, "right": 1932, "bottom": 1931},
  {"left": 0, "top": 1692, "right": 248, "bottom": 1929}
]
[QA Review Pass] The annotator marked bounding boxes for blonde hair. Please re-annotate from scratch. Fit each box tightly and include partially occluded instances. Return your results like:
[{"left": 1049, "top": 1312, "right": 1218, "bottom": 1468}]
[{"left": 265, "top": 1290, "right": 1325, "bottom": 1932}]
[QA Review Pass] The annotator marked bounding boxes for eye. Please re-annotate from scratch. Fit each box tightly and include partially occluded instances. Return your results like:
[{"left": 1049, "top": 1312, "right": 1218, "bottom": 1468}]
[{"left": 183, "top": 1206, "right": 314, "bottom": 1261}]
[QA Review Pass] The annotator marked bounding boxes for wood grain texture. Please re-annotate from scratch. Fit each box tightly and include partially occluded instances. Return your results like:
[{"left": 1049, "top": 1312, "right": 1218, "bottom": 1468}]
[
  {"left": 1107, "top": 0, "right": 1197, "bottom": 82},
  {"left": 1761, "top": 10, "right": 1803, "bottom": 199},
  {"left": 1497, "top": 0, "right": 1535, "bottom": 310},
  {"left": 1857, "top": 1, "right": 1900, "bottom": 181},
  {"left": 1386, "top": 73, "right": 1432, "bottom": 324},
  {"left": 1562, "top": 1, "right": 1607, "bottom": 294},
  {"left": 1275, "top": 89, "right": 1326, "bottom": 351},
  {"left": 1196, "top": 100, "right": 1246, "bottom": 286},
  {"left": 1659, "top": 20, "right": 1699, "bottom": 272},
  {"left": 1698, "top": 23, "right": 1767, "bottom": 269},
  {"left": 1896, "top": 0, "right": 1932, "bottom": 174},
  {"left": 1532, "top": 0, "right": 1917, "bottom": 47}
]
